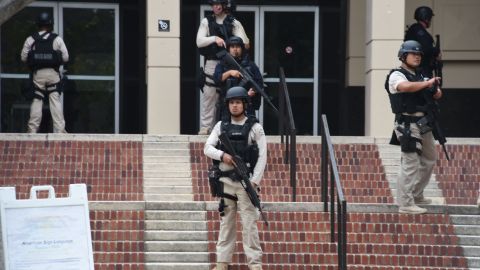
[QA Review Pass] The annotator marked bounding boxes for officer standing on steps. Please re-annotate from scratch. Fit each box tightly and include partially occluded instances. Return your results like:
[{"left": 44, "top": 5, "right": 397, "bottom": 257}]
[
  {"left": 213, "top": 36, "right": 263, "bottom": 120},
  {"left": 21, "top": 12, "right": 69, "bottom": 133},
  {"left": 204, "top": 86, "right": 266, "bottom": 270},
  {"left": 385, "top": 40, "right": 443, "bottom": 215},
  {"left": 196, "top": 0, "right": 250, "bottom": 135},
  {"left": 405, "top": 6, "right": 440, "bottom": 78}
]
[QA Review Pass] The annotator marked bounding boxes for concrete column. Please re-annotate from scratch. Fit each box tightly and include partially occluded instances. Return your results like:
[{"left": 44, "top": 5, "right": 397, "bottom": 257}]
[
  {"left": 365, "top": 0, "right": 405, "bottom": 137},
  {"left": 146, "top": 0, "right": 180, "bottom": 134}
]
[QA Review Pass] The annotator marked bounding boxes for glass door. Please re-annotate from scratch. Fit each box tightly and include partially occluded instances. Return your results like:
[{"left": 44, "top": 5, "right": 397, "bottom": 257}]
[
  {"left": 0, "top": 2, "right": 119, "bottom": 133},
  {"left": 200, "top": 5, "right": 319, "bottom": 135}
]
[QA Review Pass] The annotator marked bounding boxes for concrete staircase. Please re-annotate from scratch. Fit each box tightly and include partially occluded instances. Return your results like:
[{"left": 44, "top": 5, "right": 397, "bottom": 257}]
[
  {"left": 143, "top": 139, "right": 193, "bottom": 201},
  {"left": 451, "top": 214, "right": 480, "bottom": 270},
  {"left": 375, "top": 138, "right": 445, "bottom": 205},
  {"left": 143, "top": 137, "right": 210, "bottom": 270}
]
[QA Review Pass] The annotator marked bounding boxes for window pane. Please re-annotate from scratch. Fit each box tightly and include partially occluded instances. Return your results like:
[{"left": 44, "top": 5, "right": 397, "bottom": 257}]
[
  {"left": 264, "top": 12, "right": 314, "bottom": 78},
  {"left": 64, "top": 80, "right": 114, "bottom": 133},
  {"left": 263, "top": 82, "right": 313, "bottom": 135},
  {"left": 1, "top": 78, "right": 30, "bottom": 132},
  {"left": 1, "top": 7, "right": 53, "bottom": 73},
  {"left": 63, "top": 8, "right": 115, "bottom": 75}
]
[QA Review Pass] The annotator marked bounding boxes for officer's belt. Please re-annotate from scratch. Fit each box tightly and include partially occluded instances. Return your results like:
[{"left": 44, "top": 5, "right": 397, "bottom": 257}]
[
  {"left": 221, "top": 193, "right": 238, "bottom": 201},
  {"left": 219, "top": 169, "right": 242, "bottom": 182},
  {"left": 395, "top": 114, "right": 423, "bottom": 124}
]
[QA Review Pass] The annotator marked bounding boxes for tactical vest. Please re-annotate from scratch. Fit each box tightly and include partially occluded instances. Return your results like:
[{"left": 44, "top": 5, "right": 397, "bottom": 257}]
[
  {"left": 199, "top": 14, "right": 234, "bottom": 59},
  {"left": 223, "top": 56, "right": 251, "bottom": 89},
  {"left": 217, "top": 117, "right": 259, "bottom": 171},
  {"left": 27, "top": 32, "right": 63, "bottom": 71},
  {"left": 384, "top": 68, "right": 428, "bottom": 114}
]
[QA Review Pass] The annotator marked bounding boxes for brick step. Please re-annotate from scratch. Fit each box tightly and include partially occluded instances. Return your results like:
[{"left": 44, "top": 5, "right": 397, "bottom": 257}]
[
  {"left": 145, "top": 263, "right": 210, "bottom": 270},
  {"left": 146, "top": 221, "right": 207, "bottom": 231},
  {"left": 144, "top": 156, "right": 190, "bottom": 163},
  {"left": 145, "top": 230, "right": 208, "bottom": 241},
  {"left": 144, "top": 186, "right": 193, "bottom": 194},
  {"left": 146, "top": 210, "right": 206, "bottom": 220},
  {"left": 143, "top": 149, "right": 190, "bottom": 156},
  {"left": 144, "top": 170, "right": 192, "bottom": 178},
  {"left": 144, "top": 178, "right": 192, "bottom": 186},
  {"left": 468, "top": 257, "right": 480, "bottom": 268},
  {"left": 145, "top": 252, "right": 209, "bottom": 263},
  {"left": 457, "top": 235, "right": 480, "bottom": 246},
  {"left": 146, "top": 241, "right": 208, "bottom": 252},
  {"left": 451, "top": 215, "right": 480, "bottom": 225},
  {"left": 145, "top": 194, "right": 193, "bottom": 201},
  {"left": 454, "top": 225, "right": 480, "bottom": 235},
  {"left": 146, "top": 201, "right": 205, "bottom": 210},
  {"left": 144, "top": 142, "right": 189, "bottom": 149},
  {"left": 215, "top": 242, "right": 464, "bottom": 256},
  {"left": 144, "top": 162, "right": 191, "bottom": 171},
  {"left": 462, "top": 245, "right": 480, "bottom": 256}
]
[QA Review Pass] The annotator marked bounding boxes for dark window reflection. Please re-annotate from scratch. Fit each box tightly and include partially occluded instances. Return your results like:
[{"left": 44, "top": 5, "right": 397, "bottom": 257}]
[
  {"left": 263, "top": 82, "right": 313, "bottom": 135},
  {"left": 264, "top": 12, "right": 314, "bottom": 78}
]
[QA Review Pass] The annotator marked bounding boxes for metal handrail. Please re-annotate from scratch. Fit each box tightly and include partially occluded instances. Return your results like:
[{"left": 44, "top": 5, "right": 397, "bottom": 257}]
[
  {"left": 320, "top": 114, "right": 347, "bottom": 270},
  {"left": 277, "top": 67, "right": 297, "bottom": 202}
]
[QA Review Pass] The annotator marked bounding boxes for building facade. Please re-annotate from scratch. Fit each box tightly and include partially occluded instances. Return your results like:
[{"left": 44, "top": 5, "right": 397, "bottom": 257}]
[{"left": 0, "top": 0, "right": 479, "bottom": 137}]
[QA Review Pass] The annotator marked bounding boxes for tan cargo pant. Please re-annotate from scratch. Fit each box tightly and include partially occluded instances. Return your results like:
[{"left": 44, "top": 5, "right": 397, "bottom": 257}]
[
  {"left": 394, "top": 121, "right": 436, "bottom": 207},
  {"left": 28, "top": 68, "right": 66, "bottom": 133},
  {"left": 216, "top": 178, "right": 262, "bottom": 268},
  {"left": 200, "top": 59, "right": 220, "bottom": 132}
]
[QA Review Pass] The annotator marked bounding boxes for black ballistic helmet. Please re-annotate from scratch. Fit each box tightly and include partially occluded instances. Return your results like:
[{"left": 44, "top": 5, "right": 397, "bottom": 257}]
[
  {"left": 414, "top": 6, "right": 434, "bottom": 22},
  {"left": 208, "top": 0, "right": 228, "bottom": 4},
  {"left": 36, "top": 12, "right": 53, "bottom": 27},
  {"left": 227, "top": 36, "right": 244, "bottom": 49},
  {"left": 398, "top": 40, "right": 423, "bottom": 61},
  {"left": 225, "top": 86, "right": 248, "bottom": 103}
]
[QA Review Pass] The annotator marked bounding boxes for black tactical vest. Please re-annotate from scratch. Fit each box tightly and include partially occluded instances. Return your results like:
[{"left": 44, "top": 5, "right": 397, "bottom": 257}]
[
  {"left": 384, "top": 68, "right": 428, "bottom": 114},
  {"left": 217, "top": 117, "right": 259, "bottom": 169},
  {"left": 199, "top": 14, "right": 235, "bottom": 59},
  {"left": 27, "top": 32, "right": 63, "bottom": 71}
]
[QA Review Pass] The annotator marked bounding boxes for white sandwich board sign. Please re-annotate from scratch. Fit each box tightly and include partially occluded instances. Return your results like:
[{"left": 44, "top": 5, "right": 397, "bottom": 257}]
[{"left": 0, "top": 184, "right": 94, "bottom": 270}]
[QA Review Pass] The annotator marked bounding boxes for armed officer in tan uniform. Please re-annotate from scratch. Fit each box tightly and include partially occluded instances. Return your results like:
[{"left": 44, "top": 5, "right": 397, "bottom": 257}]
[
  {"left": 386, "top": 40, "right": 442, "bottom": 214},
  {"left": 204, "top": 86, "right": 266, "bottom": 270},
  {"left": 21, "top": 12, "right": 69, "bottom": 133},
  {"left": 197, "top": 0, "right": 249, "bottom": 135}
]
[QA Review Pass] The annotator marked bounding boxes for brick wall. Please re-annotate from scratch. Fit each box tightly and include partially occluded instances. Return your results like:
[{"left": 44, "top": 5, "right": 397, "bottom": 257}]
[
  {"left": 435, "top": 144, "right": 480, "bottom": 205},
  {"left": 206, "top": 211, "right": 468, "bottom": 270},
  {"left": 0, "top": 140, "right": 143, "bottom": 201},
  {"left": 91, "top": 209, "right": 145, "bottom": 270},
  {"left": 191, "top": 142, "right": 392, "bottom": 203},
  {"left": 0, "top": 139, "right": 145, "bottom": 269}
]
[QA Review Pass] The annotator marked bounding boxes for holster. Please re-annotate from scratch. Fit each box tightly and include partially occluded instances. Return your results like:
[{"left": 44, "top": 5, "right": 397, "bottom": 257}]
[
  {"left": 208, "top": 164, "right": 222, "bottom": 197},
  {"left": 397, "top": 124, "right": 419, "bottom": 153}
]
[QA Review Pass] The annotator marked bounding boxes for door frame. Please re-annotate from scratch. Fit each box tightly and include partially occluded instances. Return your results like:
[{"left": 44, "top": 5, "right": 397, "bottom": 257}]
[{"left": 199, "top": 5, "right": 319, "bottom": 133}]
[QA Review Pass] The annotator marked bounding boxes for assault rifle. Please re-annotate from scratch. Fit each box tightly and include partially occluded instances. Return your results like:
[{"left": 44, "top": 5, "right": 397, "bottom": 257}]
[
  {"left": 218, "top": 132, "right": 269, "bottom": 226},
  {"left": 418, "top": 83, "right": 450, "bottom": 160},
  {"left": 216, "top": 50, "right": 279, "bottom": 114},
  {"left": 434, "top": 35, "right": 443, "bottom": 87}
]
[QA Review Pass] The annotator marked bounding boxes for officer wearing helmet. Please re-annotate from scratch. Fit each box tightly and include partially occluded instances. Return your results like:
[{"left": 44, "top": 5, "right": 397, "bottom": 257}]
[
  {"left": 20, "top": 12, "right": 69, "bottom": 133},
  {"left": 405, "top": 6, "right": 440, "bottom": 78},
  {"left": 385, "top": 40, "right": 443, "bottom": 215},
  {"left": 213, "top": 36, "right": 263, "bottom": 120},
  {"left": 204, "top": 86, "right": 266, "bottom": 270},
  {"left": 196, "top": 0, "right": 250, "bottom": 135}
]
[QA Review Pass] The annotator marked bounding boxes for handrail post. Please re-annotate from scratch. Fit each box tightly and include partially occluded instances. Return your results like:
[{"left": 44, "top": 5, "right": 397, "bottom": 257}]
[{"left": 320, "top": 114, "right": 348, "bottom": 270}]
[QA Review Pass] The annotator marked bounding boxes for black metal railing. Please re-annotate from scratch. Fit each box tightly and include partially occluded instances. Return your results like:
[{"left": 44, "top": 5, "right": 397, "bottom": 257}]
[
  {"left": 277, "top": 67, "right": 297, "bottom": 202},
  {"left": 320, "top": 114, "right": 347, "bottom": 270}
]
